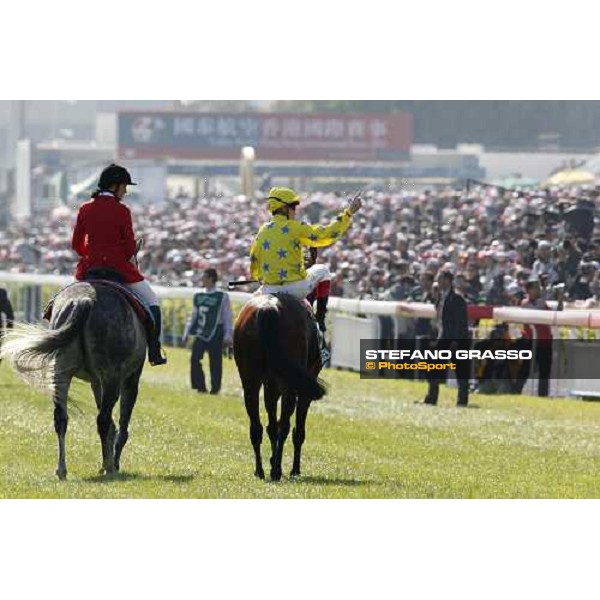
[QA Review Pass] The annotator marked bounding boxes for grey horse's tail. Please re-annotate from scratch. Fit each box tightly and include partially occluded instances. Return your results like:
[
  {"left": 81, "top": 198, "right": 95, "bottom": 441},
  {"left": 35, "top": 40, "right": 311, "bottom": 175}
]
[
  {"left": 0, "top": 297, "right": 93, "bottom": 393},
  {"left": 256, "top": 302, "right": 326, "bottom": 400}
]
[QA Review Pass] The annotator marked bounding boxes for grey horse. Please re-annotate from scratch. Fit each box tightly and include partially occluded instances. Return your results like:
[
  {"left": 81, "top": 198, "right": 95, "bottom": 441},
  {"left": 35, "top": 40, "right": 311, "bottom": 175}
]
[{"left": 1, "top": 280, "right": 147, "bottom": 480}]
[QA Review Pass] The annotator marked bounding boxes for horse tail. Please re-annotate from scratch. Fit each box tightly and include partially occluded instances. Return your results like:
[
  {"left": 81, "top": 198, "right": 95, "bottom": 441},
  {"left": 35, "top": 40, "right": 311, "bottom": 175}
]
[
  {"left": 0, "top": 297, "right": 93, "bottom": 393},
  {"left": 256, "top": 304, "right": 326, "bottom": 400}
]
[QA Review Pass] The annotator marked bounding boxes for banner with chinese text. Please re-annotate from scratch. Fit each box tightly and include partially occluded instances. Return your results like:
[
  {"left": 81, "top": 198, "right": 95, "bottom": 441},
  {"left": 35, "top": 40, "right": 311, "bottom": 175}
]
[{"left": 118, "top": 112, "right": 412, "bottom": 161}]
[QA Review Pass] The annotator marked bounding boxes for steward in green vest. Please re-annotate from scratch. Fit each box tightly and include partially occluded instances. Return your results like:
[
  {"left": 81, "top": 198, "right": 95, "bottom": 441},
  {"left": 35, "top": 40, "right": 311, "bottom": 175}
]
[{"left": 182, "top": 269, "right": 233, "bottom": 395}]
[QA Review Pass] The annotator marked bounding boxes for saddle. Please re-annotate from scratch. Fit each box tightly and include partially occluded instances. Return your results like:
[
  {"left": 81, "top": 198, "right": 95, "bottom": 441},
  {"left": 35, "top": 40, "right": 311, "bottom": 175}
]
[{"left": 43, "top": 269, "right": 154, "bottom": 328}]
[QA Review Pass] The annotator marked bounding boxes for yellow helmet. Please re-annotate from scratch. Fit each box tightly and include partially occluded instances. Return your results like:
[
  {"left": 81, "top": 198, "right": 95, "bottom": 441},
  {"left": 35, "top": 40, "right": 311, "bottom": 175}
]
[{"left": 266, "top": 187, "right": 300, "bottom": 213}]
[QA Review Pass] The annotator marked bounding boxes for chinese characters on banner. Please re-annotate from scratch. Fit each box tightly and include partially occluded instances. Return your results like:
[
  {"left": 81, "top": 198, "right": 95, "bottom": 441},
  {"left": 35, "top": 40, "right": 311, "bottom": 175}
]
[{"left": 119, "top": 112, "right": 412, "bottom": 161}]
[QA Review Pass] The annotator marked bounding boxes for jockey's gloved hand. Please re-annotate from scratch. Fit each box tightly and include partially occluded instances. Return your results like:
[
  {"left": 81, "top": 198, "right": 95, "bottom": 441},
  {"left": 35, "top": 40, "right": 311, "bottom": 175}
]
[{"left": 348, "top": 191, "right": 362, "bottom": 215}]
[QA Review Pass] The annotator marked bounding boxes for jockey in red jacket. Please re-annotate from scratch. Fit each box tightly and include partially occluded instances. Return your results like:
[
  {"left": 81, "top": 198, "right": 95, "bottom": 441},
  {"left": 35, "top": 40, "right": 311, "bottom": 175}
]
[{"left": 71, "top": 164, "right": 167, "bottom": 366}]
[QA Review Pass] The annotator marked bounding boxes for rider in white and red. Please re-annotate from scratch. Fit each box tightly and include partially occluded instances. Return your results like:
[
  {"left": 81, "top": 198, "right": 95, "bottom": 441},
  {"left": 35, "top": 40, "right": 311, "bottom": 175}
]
[{"left": 71, "top": 164, "right": 167, "bottom": 366}]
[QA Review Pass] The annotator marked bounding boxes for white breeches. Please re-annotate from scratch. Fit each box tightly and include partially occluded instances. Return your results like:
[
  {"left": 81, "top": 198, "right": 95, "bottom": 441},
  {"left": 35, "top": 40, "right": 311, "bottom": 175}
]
[
  {"left": 126, "top": 280, "right": 159, "bottom": 306},
  {"left": 260, "top": 264, "right": 331, "bottom": 299}
]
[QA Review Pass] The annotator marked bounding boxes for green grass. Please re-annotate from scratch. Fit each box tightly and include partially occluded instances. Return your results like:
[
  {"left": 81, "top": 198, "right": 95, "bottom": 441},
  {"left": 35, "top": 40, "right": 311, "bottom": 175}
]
[{"left": 1, "top": 348, "right": 600, "bottom": 498}]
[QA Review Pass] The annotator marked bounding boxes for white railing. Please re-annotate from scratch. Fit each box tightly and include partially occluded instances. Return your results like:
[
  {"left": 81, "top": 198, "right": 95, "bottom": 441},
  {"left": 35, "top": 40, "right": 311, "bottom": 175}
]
[{"left": 3, "top": 271, "right": 600, "bottom": 328}]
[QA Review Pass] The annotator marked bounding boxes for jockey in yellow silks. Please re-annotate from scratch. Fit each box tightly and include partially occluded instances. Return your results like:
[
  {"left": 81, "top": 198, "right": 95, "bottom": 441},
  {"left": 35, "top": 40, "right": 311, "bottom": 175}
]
[{"left": 250, "top": 187, "right": 362, "bottom": 332}]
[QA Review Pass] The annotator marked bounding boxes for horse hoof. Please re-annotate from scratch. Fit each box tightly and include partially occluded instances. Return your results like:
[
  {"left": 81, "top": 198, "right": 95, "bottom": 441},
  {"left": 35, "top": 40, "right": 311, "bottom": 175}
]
[
  {"left": 255, "top": 469, "right": 265, "bottom": 480},
  {"left": 270, "top": 470, "right": 282, "bottom": 482},
  {"left": 290, "top": 469, "right": 300, "bottom": 478},
  {"left": 56, "top": 469, "right": 67, "bottom": 481}
]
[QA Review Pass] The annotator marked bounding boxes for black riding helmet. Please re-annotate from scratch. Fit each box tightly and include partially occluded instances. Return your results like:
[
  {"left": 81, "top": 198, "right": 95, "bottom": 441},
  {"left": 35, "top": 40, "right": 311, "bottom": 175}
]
[{"left": 97, "top": 164, "right": 137, "bottom": 190}]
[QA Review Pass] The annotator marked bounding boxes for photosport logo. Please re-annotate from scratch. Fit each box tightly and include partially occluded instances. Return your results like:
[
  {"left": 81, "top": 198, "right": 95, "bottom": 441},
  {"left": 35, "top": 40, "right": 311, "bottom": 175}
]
[
  {"left": 359, "top": 339, "right": 533, "bottom": 379},
  {"left": 363, "top": 351, "right": 458, "bottom": 373}
]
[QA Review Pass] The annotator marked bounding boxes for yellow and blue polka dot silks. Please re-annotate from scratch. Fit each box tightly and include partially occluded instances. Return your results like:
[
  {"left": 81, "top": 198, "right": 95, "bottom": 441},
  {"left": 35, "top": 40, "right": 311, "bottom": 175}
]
[{"left": 250, "top": 210, "right": 352, "bottom": 285}]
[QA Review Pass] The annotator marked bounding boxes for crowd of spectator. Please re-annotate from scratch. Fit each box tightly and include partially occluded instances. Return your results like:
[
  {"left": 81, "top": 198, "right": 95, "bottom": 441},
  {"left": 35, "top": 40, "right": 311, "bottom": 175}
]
[{"left": 1, "top": 183, "right": 600, "bottom": 308}]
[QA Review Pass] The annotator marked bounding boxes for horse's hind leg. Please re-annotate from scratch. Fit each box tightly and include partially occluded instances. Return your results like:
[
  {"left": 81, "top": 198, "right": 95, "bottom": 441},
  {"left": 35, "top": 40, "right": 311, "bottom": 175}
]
[
  {"left": 263, "top": 379, "right": 280, "bottom": 476},
  {"left": 114, "top": 366, "right": 143, "bottom": 472},
  {"left": 291, "top": 397, "right": 311, "bottom": 477},
  {"left": 95, "top": 380, "right": 120, "bottom": 475},
  {"left": 271, "top": 391, "right": 296, "bottom": 482},
  {"left": 242, "top": 379, "right": 264, "bottom": 479},
  {"left": 53, "top": 377, "right": 72, "bottom": 481}
]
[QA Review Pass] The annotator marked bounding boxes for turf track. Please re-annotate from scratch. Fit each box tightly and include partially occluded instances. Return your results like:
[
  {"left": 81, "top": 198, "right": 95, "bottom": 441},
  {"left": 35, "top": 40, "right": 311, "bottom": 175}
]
[{"left": 1, "top": 348, "right": 600, "bottom": 498}]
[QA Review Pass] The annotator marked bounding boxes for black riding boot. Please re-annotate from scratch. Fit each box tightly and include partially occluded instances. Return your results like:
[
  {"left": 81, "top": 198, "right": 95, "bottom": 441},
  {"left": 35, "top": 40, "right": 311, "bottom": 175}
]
[
  {"left": 315, "top": 296, "right": 328, "bottom": 333},
  {"left": 314, "top": 297, "right": 330, "bottom": 366},
  {"left": 148, "top": 305, "right": 167, "bottom": 366}
]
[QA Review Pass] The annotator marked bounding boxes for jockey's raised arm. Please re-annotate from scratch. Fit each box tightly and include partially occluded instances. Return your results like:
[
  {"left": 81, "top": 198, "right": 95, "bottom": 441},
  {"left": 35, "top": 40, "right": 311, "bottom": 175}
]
[{"left": 297, "top": 190, "right": 362, "bottom": 247}]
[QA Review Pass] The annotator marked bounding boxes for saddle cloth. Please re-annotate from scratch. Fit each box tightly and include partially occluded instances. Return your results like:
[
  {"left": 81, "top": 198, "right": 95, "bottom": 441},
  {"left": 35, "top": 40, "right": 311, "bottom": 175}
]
[{"left": 43, "top": 279, "right": 154, "bottom": 327}]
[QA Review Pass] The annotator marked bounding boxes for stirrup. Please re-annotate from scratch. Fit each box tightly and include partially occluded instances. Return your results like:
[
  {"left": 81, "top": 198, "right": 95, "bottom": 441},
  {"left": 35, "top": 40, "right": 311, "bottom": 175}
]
[{"left": 317, "top": 328, "right": 330, "bottom": 365}]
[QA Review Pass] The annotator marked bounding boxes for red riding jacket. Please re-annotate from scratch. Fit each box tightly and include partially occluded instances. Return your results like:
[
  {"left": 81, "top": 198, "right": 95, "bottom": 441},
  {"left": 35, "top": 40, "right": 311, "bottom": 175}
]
[{"left": 71, "top": 193, "right": 144, "bottom": 283}]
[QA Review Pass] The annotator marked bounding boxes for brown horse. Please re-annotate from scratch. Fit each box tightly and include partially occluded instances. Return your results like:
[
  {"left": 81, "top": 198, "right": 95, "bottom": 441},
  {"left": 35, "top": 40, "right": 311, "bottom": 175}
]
[{"left": 233, "top": 293, "right": 326, "bottom": 481}]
